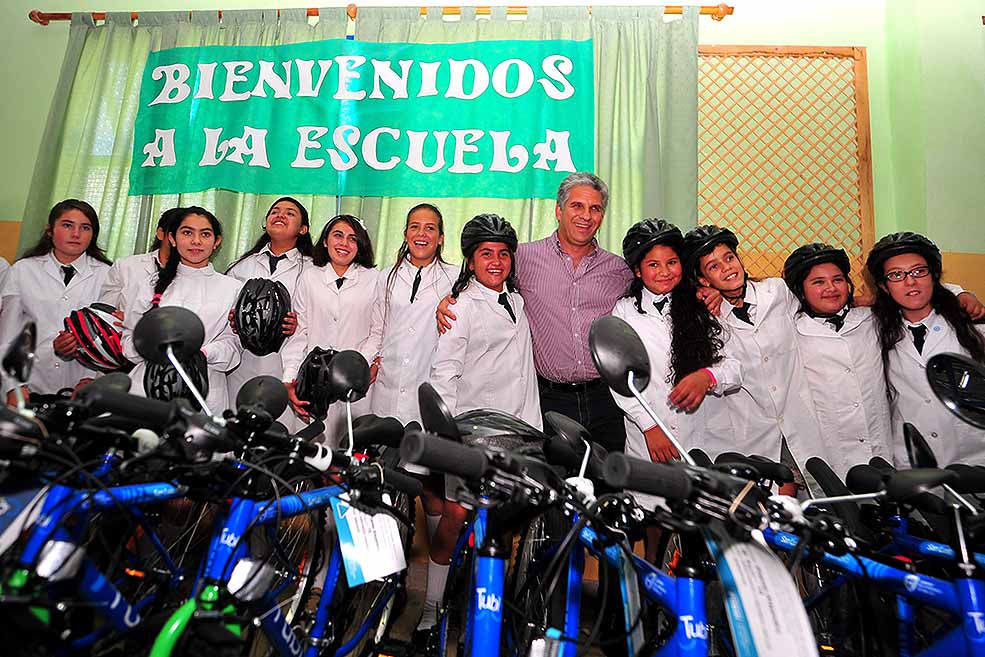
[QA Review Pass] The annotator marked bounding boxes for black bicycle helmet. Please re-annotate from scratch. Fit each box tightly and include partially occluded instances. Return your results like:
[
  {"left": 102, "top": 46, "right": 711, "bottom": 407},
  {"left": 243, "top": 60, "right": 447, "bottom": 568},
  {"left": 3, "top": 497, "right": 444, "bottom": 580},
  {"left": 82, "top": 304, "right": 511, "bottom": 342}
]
[
  {"left": 234, "top": 278, "right": 292, "bottom": 356},
  {"left": 294, "top": 347, "right": 338, "bottom": 420},
  {"left": 454, "top": 408, "right": 546, "bottom": 454},
  {"left": 143, "top": 350, "right": 209, "bottom": 410},
  {"left": 866, "top": 232, "right": 942, "bottom": 281},
  {"left": 460, "top": 214, "right": 518, "bottom": 257},
  {"left": 783, "top": 243, "right": 851, "bottom": 295},
  {"left": 622, "top": 219, "right": 684, "bottom": 270},
  {"left": 63, "top": 303, "right": 127, "bottom": 373},
  {"left": 680, "top": 225, "right": 740, "bottom": 279}
]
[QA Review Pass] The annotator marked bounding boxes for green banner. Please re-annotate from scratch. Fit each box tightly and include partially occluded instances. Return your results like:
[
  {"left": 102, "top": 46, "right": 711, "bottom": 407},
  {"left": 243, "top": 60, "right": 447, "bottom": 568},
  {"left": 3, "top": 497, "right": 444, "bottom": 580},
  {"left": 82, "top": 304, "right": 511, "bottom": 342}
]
[{"left": 129, "top": 38, "right": 594, "bottom": 199}]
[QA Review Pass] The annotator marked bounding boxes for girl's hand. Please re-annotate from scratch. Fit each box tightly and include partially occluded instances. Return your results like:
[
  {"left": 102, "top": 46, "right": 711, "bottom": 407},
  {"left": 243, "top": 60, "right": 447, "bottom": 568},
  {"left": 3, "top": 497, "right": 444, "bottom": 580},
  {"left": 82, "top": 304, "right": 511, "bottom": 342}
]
[
  {"left": 285, "top": 381, "right": 310, "bottom": 420},
  {"left": 53, "top": 330, "right": 79, "bottom": 358},
  {"left": 436, "top": 295, "right": 458, "bottom": 334},
  {"left": 668, "top": 370, "right": 714, "bottom": 412},
  {"left": 111, "top": 308, "right": 125, "bottom": 327},
  {"left": 696, "top": 287, "right": 723, "bottom": 316},
  {"left": 6, "top": 387, "right": 27, "bottom": 408},
  {"left": 227, "top": 308, "right": 237, "bottom": 334},
  {"left": 282, "top": 311, "right": 298, "bottom": 336},
  {"left": 644, "top": 425, "right": 680, "bottom": 463},
  {"left": 958, "top": 292, "right": 985, "bottom": 321},
  {"left": 369, "top": 356, "right": 381, "bottom": 384}
]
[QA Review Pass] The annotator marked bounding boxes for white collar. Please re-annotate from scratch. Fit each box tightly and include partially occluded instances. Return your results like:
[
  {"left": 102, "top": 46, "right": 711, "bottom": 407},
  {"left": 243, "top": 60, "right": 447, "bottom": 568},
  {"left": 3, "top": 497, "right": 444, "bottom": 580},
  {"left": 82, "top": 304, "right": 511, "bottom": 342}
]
[
  {"left": 641, "top": 287, "right": 671, "bottom": 314},
  {"left": 177, "top": 262, "right": 215, "bottom": 276},
  {"left": 259, "top": 245, "right": 299, "bottom": 262}
]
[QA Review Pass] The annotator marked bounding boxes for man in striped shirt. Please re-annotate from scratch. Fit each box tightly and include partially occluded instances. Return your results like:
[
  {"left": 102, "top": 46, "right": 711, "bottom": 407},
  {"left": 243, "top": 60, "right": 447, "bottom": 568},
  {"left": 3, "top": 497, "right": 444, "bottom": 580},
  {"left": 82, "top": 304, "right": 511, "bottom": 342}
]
[{"left": 440, "top": 172, "right": 633, "bottom": 452}]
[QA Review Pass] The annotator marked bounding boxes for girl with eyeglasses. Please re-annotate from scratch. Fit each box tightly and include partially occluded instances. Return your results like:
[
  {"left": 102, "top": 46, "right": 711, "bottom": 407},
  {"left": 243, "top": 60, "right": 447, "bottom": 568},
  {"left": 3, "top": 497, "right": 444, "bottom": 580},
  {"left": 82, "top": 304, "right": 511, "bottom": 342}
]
[{"left": 867, "top": 232, "right": 985, "bottom": 465}]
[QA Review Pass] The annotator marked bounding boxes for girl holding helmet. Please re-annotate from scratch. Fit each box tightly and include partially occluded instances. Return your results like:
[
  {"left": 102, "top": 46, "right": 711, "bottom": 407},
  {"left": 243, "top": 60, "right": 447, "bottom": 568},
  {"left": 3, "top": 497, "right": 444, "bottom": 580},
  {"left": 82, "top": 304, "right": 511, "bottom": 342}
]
[
  {"left": 281, "top": 213, "right": 378, "bottom": 443},
  {"left": 417, "top": 213, "right": 540, "bottom": 644},
  {"left": 226, "top": 197, "right": 313, "bottom": 416},
  {"left": 119, "top": 207, "right": 242, "bottom": 414},
  {"left": 867, "top": 232, "right": 985, "bottom": 465},
  {"left": 1, "top": 199, "right": 112, "bottom": 404}
]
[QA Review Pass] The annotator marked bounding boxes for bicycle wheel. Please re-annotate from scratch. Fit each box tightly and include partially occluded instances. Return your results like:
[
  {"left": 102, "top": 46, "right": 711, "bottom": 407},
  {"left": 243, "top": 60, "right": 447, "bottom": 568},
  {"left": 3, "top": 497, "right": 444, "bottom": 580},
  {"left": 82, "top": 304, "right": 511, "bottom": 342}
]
[{"left": 322, "top": 490, "right": 417, "bottom": 657}]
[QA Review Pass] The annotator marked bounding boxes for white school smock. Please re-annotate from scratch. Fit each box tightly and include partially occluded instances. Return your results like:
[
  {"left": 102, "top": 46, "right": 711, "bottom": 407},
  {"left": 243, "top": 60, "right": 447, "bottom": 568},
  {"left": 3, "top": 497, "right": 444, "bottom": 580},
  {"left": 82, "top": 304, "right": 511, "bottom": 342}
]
[
  {"left": 99, "top": 250, "right": 161, "bottom": 309},
  {"left": 0, "top": 253, "right": 111, "bottom": 395},
  {"left": 609, "top": 291, "right": 741, "bottom": 476},
  {"left": 120, "top": 263, "right": 243, "bottom": 414},
  {"left": 886, "top": 310, "right": 985, "bottom": 466},
  {"left": 281, "top": 262, "right": 379, "bottom": 445},
  {"left": 225, "top": 247, "right": 311, "bottom": 410},
  {"left": 367, "top": 257, "right": 459, "bottom": 425},
  {"left": 718, "top": 278, "right": 830, "bottom": 472},
  {"left": 794, "top": 308, "right": 894, "bottom": 478},
  {"left": 429, "top": 281, "right": 542, "bottom": 429}
]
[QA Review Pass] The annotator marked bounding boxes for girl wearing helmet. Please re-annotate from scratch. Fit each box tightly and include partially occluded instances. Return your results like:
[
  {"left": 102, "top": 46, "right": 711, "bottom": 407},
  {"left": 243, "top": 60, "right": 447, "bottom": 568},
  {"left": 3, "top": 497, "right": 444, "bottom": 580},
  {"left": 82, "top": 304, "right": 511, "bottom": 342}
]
[
  {"left": 612, "top": 219, "right": 740, "bottom": 471},
  {"left": 1, "top": 199, "right": 112, "bottom": 405},
  {"left": 417, "top": 214, "right": 540, "bottom": 643},
  {"left": 119, "top": 207, "right": 243, "bottom": 413},
  {"left": 867, "top": 232, "right": 985, "bottom": 465},
  {"left": 682, "top": 225, "right": 830, "bottom": 492},
  {"left": 782, "top": 243, "right": 896, "bottom": 477},
  {"left": 225, "top": 197, "right": 314, "bottom": 417},
  {"left": 281, "top": 214, "right": 378, "bottom": 443}
]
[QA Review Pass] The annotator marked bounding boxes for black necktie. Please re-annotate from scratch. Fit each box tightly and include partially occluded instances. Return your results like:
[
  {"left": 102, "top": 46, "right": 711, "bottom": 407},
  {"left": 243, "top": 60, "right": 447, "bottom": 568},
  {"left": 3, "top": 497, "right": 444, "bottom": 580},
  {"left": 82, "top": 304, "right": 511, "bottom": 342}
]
[
  {"left": 61, "top": 265, "right": 76, "bottom": 286},
  {"left": 826, "top": 314, "right": 846, "bottom": 332},
  {"left": 409, "top": 267, "right": 423, "bottom": 303},
  {"left": 908, "top": 324, "right": 928, "bottom": 355},
  {"left": 498, "top": 292, "right": 516, "bottom": 323},
  {"left": 652, "top": 298, "right": 668, "bottom": 314},
  {"left": 335, "top": 277, "right": 344, "bottom": 289},
  {"left": 732, "top": 303, "right": 753, "bottom": 325},
  {"left": 268, "top": 253, "right": 288, "bottom": 274}
]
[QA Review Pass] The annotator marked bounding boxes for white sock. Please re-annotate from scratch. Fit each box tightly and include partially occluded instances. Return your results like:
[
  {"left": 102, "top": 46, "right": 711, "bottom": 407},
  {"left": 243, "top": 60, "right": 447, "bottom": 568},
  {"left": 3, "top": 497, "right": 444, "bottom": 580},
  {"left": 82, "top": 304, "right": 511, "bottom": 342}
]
[
  {"left": 426, "top": 513, "right": 441, "bottom": 542},
  {"left": 417, "top": 559, "right": 450, "bottom": 630}
]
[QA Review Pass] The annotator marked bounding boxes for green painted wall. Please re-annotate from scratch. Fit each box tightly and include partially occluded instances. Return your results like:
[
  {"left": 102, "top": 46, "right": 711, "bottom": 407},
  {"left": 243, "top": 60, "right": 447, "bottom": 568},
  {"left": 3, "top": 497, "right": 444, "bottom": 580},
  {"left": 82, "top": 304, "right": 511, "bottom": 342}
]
[{"left": 2, "top": 0, "right": 983, "bottom": 253}]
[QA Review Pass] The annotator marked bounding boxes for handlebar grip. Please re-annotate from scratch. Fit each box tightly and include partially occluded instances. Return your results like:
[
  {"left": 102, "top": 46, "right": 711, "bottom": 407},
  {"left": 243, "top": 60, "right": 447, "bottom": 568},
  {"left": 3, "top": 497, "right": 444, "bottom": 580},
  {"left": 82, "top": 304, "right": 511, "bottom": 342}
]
[
  {"left": 399, "top": 431, "right": 488, "bottom": 480},
  {"left": 351, "top": 415, "right": 405, "bottom": 450},
  {"left": 381, "top": 467, "right": 424, "bottom": 497},
  {"left": 603, "top": 453, "right": 693, "bottom": 501},
  {"left": 845, "top": 464, "right": 886, "bottom": 495},
  {"left": 79, "top": 388, "right": 174, "bottom": 431}
]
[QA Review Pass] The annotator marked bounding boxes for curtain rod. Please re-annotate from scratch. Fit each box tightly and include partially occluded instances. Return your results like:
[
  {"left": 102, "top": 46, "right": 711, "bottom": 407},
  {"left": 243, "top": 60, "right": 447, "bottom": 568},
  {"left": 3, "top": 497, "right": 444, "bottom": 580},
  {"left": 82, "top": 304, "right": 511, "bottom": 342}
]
[{"left": 28, "top": 4, "right": 734, "bottom": 25}]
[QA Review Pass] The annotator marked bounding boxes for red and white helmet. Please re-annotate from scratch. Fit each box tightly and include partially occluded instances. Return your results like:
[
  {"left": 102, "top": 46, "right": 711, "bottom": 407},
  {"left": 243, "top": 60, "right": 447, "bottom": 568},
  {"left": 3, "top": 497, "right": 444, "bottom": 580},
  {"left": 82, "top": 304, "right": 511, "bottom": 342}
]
[{"left": 63, "top": 303, "right": 127, "bottom": 373}]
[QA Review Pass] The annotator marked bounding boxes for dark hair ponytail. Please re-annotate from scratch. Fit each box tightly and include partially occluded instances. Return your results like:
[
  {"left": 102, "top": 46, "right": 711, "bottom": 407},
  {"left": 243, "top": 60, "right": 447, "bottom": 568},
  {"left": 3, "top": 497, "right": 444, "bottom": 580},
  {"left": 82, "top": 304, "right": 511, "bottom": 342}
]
[
  {"left": 153, "top": 206, "right": 222, "bottom": 305},
  {"left": 20, "top": 199, "right": 112, "bottom": 265}
]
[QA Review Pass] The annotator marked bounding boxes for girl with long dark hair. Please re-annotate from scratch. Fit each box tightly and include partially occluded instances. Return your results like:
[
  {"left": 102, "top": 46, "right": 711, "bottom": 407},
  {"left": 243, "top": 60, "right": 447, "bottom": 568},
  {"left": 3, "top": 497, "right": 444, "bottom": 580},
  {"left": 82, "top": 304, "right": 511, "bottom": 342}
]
[
  {"left": 612, "top": 219, "right": 739, "bottom": 467},
  {"left": 282, "top": 214, "right": 378, "bottom": 442},
  {"left": 1, "top": 199, "right": 112, "bottom": 404},
  {"left": 867, "top": 232, "right": 985, "bottom": 465},
  {"left": 225, "top": 197, "right": 313, "bottom": 412},
  {"left": 682, "top": 225, "right": 829, "bottom": 494},
  {"left": 119, "top": 207, "right": 242, "bottom": 413}
]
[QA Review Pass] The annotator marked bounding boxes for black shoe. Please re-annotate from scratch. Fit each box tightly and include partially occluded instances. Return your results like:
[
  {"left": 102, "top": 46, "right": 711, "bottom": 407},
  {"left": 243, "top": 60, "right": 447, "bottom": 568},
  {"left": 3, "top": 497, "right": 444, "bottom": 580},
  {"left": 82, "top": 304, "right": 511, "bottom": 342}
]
[{"left": 411, "top": 627, "right": 438, "bottom": 657}]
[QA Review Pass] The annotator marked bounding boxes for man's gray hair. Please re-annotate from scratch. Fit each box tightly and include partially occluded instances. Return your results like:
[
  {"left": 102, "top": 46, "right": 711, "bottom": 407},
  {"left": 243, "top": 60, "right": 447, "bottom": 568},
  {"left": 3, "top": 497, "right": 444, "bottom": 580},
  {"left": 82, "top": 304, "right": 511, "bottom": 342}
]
[{"left": 556, "top": 172, "right": 609, "bottom": 212}]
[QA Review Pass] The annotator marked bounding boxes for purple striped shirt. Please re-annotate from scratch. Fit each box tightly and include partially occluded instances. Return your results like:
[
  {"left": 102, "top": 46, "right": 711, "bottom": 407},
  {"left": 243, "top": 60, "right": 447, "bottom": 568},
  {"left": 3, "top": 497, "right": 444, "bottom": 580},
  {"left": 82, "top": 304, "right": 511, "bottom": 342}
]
[{"left": 516, "top": 232, "right": 633, "bottom": 383}]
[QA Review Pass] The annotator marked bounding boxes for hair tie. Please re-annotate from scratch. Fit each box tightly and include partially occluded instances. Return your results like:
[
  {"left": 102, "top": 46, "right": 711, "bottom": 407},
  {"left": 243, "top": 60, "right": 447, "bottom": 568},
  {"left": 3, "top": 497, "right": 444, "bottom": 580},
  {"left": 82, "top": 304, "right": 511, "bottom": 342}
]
[{"left": 151, "top": 293, "right": 162, "bottom": 307}]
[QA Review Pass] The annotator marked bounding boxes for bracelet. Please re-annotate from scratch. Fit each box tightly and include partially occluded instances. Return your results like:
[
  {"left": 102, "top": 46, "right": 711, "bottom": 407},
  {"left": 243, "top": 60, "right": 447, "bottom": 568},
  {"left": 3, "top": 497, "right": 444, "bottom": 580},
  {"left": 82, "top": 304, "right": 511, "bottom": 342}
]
[{"left": 701, "top": 368, "right": 717, "bottom": 390}]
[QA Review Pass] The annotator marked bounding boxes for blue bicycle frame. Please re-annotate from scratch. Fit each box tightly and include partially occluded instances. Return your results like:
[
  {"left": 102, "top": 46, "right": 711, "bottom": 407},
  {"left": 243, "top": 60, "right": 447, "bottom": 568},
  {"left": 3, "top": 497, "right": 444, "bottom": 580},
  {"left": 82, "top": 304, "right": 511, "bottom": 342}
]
[
  {"left": 574, "top": 525, "right": 708, "bottom": 657},
  {"left": 4, "top": 478, "right": 186, "bottom": 650},
  {"left": 436, "top": 504, "right": 509, "bottom": 657},
  {"left": 764, "top": 527, "right": 985, "bottom": 657}
]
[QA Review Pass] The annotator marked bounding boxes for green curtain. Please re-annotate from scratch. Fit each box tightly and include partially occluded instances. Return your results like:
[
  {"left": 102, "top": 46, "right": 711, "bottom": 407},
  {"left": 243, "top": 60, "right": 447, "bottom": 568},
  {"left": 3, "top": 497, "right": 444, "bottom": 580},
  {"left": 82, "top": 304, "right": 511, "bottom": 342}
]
[{"left": 19, "top": 7, "right": 697, "bottom": 269}]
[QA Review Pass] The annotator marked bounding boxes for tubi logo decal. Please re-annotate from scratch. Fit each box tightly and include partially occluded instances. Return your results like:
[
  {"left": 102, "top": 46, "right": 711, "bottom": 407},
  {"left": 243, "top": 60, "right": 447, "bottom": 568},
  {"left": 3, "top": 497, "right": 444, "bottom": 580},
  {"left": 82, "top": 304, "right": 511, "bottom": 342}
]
[{"left": 476, "top": 587, "right": 501, "bottom": 614}]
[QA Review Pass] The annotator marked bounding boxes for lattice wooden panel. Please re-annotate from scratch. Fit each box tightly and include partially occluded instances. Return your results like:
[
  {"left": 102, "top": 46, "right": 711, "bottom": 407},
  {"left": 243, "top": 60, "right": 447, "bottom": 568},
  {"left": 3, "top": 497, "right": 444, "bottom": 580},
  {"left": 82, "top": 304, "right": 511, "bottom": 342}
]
[{"left": 697, "top": 46, "right": 874, "bottom": 289}]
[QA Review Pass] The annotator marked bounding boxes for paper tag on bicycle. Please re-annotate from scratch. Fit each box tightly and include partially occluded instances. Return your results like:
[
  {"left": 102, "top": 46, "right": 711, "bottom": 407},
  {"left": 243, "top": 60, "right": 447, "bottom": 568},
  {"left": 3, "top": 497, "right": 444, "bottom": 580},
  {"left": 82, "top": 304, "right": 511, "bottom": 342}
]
[
  {"left": 703, "top": 522, "right": 819, "bottom": 657},
  {"left": 330, "top": 493, "right": 406, "bottom": 587}
]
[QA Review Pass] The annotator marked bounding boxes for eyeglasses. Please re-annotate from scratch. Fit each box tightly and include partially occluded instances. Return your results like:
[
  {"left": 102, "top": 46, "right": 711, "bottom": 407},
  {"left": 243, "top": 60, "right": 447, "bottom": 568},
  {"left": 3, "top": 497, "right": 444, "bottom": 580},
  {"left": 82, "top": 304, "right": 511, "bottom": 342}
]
[{"left": 884, "top": 266, "right": 931, "bottom": 282}]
